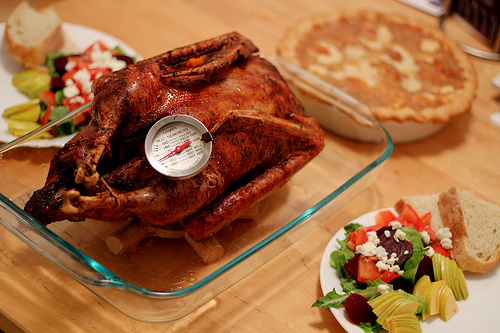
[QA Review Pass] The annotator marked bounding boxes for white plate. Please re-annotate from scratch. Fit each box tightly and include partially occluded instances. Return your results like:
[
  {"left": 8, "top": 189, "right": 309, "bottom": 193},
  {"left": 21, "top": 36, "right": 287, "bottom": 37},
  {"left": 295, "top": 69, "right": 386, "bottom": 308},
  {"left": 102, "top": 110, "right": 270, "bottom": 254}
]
[
  {"left": 320, "top": 208, "right": 500, "bottom": 332},
  {"left": 0, "top": 22, "right": 140, "bottom": 148}
]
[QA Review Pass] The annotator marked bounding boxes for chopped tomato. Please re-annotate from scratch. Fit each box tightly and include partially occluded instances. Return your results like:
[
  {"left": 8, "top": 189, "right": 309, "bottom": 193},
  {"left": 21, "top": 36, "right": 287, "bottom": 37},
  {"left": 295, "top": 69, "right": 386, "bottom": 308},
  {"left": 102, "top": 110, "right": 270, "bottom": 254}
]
[
  {"left": 357, "top": 255, "right": 399, "bottom": 283},
  {"left": 396, "top": 204, "right": 420, "bottom": 226},
  {"left": 39, "top": 91, "right": 57, "bottom": 109},
  {"left": 40, "top": 106, "right": 53, "bottom": 125},
  {"left": 418, "top": 212, "right": 432, "bottom": 229},
  {"left": 83, "top": 41, "right": 108, "bottom": 59},
  {"left": 62, "top": 68, "right": 79, "bottom": 82},
  {"left": 375, "top": 210, "right": 396, "bottom": 226},
  {"left": 346, "top": 228, "right": 368, "bottom": 252},
  {"left": 429, "top": 243, "right": 450, "bottom": 257},
  {"left": 66, "top": 55, "right": 89, "bottom": 70},
  {"left": 87, "top": 67, "right": 111, "bottom": 80},
  {"left": 421, "top": 225, "right": 437, "bottom": 242},
  {"left": 62, "top": 96, "right": 92, "bottom": 126},
  {"left": 39, "top": 91, "right": 57, "bottom": 126}
]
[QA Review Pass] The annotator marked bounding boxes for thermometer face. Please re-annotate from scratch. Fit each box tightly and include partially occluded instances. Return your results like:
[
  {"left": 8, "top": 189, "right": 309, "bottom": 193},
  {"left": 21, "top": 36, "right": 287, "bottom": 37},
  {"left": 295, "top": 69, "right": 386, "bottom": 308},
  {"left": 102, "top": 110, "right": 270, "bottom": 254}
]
[{"left": 145, "top": 115, "right": 213, "bottom": 179}]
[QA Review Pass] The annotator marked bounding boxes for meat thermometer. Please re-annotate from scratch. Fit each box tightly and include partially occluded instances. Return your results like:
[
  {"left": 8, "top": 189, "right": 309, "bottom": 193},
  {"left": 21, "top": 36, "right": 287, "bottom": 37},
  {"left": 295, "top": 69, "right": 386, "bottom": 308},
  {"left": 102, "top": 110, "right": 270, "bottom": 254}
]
[{"left": 145, "top": 114, "right": 213, "bottom": 179}]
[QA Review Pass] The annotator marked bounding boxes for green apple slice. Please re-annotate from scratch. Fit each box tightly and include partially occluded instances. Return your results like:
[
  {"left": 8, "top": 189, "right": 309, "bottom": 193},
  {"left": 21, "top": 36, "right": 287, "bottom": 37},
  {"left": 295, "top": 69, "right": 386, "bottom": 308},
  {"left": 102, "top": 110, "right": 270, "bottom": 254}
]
[
  {"left": 413, "top": 275, "right": 431, "bottom": 297},
  {"left": 440, "top": 287, "right": 459, "bottom": 321}
]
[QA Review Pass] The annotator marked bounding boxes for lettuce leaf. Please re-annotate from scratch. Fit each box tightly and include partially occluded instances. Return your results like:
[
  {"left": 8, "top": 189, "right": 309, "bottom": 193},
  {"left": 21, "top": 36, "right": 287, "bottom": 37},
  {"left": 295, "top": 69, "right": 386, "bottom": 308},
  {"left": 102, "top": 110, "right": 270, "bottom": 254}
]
[
  {"left": 312, "top": 279, "right": 389, "bottom": 309},
  {"left": 399, "top": 227, "right": 426, "bottom": 284}
]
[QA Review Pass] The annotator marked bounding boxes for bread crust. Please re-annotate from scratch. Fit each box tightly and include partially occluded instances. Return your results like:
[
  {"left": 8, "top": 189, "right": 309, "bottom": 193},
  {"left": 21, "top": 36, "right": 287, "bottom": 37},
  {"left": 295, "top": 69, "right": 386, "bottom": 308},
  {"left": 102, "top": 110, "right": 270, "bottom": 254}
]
[
  {"left": 439, "top": 187, "right": 500, "bottom": 273},
  {"left": 277, "top": 11, "right": 477, "bottom": 124}
]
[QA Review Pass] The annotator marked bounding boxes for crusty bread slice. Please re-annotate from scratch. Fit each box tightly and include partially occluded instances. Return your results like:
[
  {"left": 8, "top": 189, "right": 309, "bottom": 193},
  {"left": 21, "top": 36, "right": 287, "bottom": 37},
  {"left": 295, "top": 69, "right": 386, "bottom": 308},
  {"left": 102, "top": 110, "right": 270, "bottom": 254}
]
[
  {"left": 439, "top": 187, "right": 500, "bottom": 273},
  {"left": 4, "top": 1, "right": 64, "bottom": 68},
  {"left": 395, "top": 187, "right": 500, "bottom": 273}
]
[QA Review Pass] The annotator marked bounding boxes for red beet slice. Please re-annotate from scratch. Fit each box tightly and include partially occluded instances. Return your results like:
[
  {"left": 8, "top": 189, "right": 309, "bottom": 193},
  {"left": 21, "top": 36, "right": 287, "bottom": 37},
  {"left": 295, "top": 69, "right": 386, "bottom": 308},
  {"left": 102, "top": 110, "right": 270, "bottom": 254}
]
[
  {"left": 344, "top": 293, "right": 375, "bottom": 325},
  {"left": 344, "top": 254, "right": 360, "bottom": 280}
]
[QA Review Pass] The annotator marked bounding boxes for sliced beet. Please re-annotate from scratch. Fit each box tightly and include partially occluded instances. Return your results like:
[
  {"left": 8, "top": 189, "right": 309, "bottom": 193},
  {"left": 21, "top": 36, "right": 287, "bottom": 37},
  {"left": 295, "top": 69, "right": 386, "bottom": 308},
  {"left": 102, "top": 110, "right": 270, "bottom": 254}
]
[
  {"left": 116, "top": 55, "right": 135, "bottom": 65},
  {"left": 344, "top": 293, "right": 376, "bottom": 325},
  {"left": 344, "top": 254, "right": 359, "bottom": 280},
  {"left": 376, "top": 226, "right": 413, "bottom": 267},
  {"left": 53, "top": 56, "right": 69, "bottom": 74},
  {"left": 415, "top": 255, "right": 434, "bottom": 282},
  {"left": 390, "top": 276, "right": 413, "bottom": 294}
]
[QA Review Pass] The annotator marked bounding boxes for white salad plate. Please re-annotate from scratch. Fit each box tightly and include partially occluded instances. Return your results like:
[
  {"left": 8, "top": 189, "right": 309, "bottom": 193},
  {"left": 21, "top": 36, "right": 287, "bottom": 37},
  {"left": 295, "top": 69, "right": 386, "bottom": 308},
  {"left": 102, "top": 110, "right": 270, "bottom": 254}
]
[
  {"left": 320, "top": 208, "right": 499, "bottom": 332},
  {"left": 0, "top": 22, "right": 140, "bottom": 148}
]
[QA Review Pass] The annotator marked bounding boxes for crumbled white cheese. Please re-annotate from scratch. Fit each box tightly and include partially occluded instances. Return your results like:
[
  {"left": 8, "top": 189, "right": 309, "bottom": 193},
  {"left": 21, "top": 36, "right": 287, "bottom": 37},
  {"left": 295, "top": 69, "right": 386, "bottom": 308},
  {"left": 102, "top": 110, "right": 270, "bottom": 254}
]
[
  {"left": 69, "top": 95, "right": 86, "bottom": 105},
  {"left": 425, "top": 246, "right": 435, "bottom": 257},
  {"left": 63, "top": 80, "right": 80, "bottom": 99},
  {"left": 437, "top": 227, "right": 453, "bottom": 249},
  {"left": 440, "top": 238, "right": 453, "bottom": 249},
  {"left": 377, "top": 284, "right": 391, "bottom": 294},
  {"left": 376, "top": 260, "right": 389, "bottom": 271},
  {"left": 366, "top": 231, "right": 380, "bottom": 245},
  {"left": 394, "top": 229, "right": 406, "bottom": 242},
  {"left": 384, "top": 229, "right": 391, "bottom": 238},
  {"left": 420, "top": 230, "right": 431, "bottom": 244},
  {"left": 74, "top": 68, "right": 92, "bottom": 94},
  {"left": 65, "top": 60, "right": 77, "bottom": 71},
  {"left": 389, "top": 265, "right": 403, "bottom": 275},
  {"left": 403, "top": 250, "right": 409, "bottom": 256},
  {"left": 389, "top": 221, "right": 402, "bottom": 229},
  {"left": 386, "top": 253, "right": 398, "bottom": 266},
  {"left": 356, "top": 241, "right": 379, "bottom": 257},
  {"left": 89, "top": 44, "right": 127, "bottom": 72}
]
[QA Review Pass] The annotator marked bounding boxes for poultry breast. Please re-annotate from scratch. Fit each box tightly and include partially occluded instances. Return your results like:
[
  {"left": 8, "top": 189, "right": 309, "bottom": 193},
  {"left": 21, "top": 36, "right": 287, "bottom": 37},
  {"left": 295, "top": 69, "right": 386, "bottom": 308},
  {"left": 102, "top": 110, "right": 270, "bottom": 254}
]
[{"left": 24, "top": 32, "right": 324, "bottom": 241}]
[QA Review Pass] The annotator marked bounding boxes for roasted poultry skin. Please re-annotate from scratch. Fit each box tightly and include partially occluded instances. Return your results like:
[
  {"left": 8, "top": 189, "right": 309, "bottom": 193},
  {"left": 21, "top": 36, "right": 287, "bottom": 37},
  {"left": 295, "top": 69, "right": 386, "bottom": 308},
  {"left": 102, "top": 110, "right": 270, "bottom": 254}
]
[{"left": 24, "top": 32, "right": 324, "bottom": 241}]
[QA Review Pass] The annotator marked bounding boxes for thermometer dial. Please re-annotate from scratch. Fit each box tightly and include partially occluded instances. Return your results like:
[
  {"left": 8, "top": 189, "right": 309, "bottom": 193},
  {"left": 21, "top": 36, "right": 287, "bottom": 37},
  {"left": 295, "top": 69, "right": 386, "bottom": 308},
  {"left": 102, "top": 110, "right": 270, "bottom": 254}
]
[{"left": 145, "top": 115, "right": 213, "bottom": 179}]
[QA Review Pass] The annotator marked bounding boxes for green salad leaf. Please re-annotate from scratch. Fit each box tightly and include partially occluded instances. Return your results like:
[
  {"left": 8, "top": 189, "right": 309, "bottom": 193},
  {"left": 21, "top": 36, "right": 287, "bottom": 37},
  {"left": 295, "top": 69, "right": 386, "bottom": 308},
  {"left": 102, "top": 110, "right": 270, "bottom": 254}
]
[
  {"left": 400, "top": 227, "right": 426, "bottom": 284},
  {"left": 312, "top": 279, "right": 389, "bottom": 309}
]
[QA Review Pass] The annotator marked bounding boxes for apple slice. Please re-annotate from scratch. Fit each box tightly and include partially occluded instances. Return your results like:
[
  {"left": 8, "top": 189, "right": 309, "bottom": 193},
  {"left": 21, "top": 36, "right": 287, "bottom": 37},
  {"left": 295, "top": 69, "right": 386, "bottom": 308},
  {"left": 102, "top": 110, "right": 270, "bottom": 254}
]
[
  {"left": 412, "top": 275, "right": 431, "bottom": 297},
  {"left": 376, "top": 298, "right": 406, "bottom": 327},
  {"left": 421, "top": 280, "right": 447, "bottom": 320},
  {"left": 382, "top": 299, "right": 420, "bottom": 329},
  {"left": 386, "top": 313, "right": 422, "bottom": 333},
  {"left": 432, "top": 253, "right": 444, "bottom": 281},
  {"left": 369, "top": 291, "right": 402, "bottom": 314},
  {"left": 451, "top": 259, "right": 468, "bottom": 301},
  {"left": 440, "top": 287, "right": 459, "bottom": 321}
]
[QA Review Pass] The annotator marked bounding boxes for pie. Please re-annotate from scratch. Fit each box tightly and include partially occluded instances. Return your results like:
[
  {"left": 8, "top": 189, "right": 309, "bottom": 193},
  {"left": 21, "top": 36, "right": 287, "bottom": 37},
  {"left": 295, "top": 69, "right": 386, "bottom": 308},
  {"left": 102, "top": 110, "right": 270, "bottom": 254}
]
[{"left": 277, "top": 11, "right": 477, "bottom": 124}]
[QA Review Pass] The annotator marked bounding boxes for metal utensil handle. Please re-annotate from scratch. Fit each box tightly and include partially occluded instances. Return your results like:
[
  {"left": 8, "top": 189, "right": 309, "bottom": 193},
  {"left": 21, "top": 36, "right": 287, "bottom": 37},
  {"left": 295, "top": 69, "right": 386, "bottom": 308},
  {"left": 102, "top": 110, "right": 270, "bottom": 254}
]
[{"left": 0, "top": 101, "right": 92, "bottom": 153}]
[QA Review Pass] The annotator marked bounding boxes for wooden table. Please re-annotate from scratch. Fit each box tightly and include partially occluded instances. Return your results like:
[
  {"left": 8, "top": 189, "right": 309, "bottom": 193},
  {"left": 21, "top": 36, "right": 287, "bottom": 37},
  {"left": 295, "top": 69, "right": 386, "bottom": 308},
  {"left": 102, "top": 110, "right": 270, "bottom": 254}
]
[{"left": 1, "top": 0, "right": 499, "bottom": 332}]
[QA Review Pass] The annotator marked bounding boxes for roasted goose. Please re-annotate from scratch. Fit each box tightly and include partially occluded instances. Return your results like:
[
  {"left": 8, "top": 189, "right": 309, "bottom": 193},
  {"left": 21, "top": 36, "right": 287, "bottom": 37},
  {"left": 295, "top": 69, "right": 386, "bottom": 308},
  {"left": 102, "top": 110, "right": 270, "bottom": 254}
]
[{"left": 25, "top": 32, "right": 324, "bottom": 241}]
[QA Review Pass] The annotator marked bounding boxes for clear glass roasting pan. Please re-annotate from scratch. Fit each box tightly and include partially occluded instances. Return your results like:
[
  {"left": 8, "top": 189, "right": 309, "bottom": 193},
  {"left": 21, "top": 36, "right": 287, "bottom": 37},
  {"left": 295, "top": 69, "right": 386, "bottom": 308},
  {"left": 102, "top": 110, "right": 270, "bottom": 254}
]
[{"left": 0, "top": 55, "right": 393, "bottom": 323}]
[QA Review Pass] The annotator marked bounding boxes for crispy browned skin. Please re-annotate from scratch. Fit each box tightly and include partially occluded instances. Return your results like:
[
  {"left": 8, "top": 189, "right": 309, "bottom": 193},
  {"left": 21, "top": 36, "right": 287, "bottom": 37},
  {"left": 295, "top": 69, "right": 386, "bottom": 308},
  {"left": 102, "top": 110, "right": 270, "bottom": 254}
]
[{"left": 24, "top": 32, "right": 324, "bottom": 241}]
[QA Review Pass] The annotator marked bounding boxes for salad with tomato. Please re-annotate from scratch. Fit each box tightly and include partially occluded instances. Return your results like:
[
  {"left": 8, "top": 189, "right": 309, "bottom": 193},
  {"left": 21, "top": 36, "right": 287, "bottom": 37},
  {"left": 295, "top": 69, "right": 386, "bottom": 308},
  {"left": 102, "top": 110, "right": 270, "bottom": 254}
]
[
  {"left": 3, "top": 41, "right": 136, "bottom": 138},
  {"left": 313, "top": 204, "right": 455, "bottom": 332}
]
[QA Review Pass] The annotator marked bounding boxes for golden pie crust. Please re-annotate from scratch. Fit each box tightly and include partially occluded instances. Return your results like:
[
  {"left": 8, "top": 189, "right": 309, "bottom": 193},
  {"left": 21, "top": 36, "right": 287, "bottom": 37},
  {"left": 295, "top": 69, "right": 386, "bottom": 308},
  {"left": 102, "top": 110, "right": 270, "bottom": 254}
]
[{"left": 277, "top": 11, "right": 477, "bottom": 124}]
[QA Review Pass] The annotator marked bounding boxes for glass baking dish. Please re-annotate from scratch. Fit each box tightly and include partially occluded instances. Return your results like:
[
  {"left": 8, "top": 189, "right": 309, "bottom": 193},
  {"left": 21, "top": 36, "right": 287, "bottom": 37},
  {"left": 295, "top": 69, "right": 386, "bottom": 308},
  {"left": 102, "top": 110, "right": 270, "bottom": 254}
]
[{"left": 0, "top": 55, "right": 392, "bottom": 323}]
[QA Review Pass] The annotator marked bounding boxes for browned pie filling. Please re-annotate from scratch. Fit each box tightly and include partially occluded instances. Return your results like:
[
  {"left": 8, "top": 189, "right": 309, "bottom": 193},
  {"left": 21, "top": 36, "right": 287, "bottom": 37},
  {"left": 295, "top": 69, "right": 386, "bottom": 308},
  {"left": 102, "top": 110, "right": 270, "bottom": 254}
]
[{"left": 278, "top": 12, "right": 477, "bottom": 123}]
